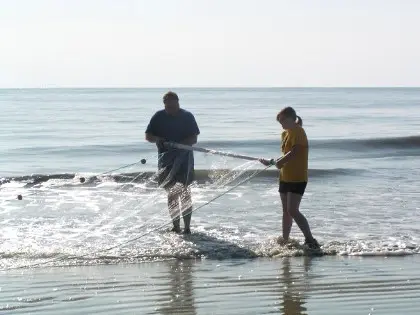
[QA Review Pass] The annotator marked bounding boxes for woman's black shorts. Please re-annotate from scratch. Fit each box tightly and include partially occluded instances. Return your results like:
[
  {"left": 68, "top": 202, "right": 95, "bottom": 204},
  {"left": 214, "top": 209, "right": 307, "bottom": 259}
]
[{"left": 279, "top": 181, "right": 307, "bottom": 196}]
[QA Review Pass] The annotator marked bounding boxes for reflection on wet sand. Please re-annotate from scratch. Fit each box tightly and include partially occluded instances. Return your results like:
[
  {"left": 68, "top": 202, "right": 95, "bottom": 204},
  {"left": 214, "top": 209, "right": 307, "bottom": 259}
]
[
  {"left": 158, "top": 259, "right": 197, "bottom": 315},
  {"left": 279, "top": 257, "right": 312, "bottom": 315}
]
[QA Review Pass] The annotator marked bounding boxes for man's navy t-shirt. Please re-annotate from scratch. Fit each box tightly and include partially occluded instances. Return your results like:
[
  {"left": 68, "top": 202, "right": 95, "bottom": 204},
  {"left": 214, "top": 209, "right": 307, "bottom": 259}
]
[{"left": 145, "top": 109, "right": 200, "bottom": 169}]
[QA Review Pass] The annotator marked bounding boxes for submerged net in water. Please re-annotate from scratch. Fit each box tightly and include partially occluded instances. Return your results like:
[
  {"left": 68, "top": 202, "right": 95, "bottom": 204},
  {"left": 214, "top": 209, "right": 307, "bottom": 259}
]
[
  {"left": 1, "top": 146, "right": 419, "bottom": 270},
  {"left": 0, "top": 147, "right": 280, "bottom": 269}
]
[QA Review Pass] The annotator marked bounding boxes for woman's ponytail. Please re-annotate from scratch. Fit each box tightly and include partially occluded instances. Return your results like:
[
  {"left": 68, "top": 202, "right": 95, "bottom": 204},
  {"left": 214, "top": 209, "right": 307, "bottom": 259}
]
[{"left": 296, "top": 115, "right": 303, "bottom": 126}]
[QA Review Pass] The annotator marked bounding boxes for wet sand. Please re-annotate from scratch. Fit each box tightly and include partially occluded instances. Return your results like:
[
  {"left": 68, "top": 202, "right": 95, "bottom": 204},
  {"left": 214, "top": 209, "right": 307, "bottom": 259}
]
[{"left": 1, "top": 255, "right": 419, "bottom": 314}]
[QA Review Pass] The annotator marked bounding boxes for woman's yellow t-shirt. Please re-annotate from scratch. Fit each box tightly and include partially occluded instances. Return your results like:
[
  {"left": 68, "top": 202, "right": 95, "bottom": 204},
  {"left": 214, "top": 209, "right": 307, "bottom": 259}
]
[{"left": 280, "top": 126, "right": 309, "bottom": 182}]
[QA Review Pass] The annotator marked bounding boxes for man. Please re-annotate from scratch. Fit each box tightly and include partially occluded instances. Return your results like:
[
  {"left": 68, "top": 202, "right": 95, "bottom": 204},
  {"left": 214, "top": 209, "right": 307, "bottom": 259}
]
[{"left": 145, "top": 91, "right": 200, "bottom": 234}]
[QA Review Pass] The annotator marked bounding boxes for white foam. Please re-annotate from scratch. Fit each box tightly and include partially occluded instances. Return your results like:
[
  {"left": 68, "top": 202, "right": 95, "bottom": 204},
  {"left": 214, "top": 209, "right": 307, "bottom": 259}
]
[{"left": 2, "top": 159, "right": 420, "bottom": 270}]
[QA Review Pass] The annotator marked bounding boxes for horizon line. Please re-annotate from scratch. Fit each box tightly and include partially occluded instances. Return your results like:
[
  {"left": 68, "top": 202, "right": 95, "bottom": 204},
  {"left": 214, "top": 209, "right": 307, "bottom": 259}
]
[{"left": 1, "top": 86, "right": 420, "bottom": 89}]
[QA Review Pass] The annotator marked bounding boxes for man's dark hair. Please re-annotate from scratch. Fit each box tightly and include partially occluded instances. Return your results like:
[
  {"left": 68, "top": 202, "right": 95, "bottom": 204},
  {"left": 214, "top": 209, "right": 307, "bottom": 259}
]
[{"left": 163, "top": 91, "right": 179, "bottom": 102}]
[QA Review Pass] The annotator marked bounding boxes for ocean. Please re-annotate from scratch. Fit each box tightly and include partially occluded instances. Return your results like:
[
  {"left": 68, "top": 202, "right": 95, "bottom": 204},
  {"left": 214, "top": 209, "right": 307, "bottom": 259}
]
[{"left": 1, "top": 88, "right": 420, "bottom": 314}]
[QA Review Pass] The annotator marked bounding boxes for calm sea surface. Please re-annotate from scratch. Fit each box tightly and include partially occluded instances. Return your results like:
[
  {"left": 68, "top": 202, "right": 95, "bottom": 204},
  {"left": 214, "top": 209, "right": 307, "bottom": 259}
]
[{"left": 1, "top": 88, "right": 420, "bottom": 314}]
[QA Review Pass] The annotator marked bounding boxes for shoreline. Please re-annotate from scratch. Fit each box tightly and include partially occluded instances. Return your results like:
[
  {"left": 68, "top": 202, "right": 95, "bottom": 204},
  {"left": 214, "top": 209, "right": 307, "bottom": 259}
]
[{"left": 1, "top": 255, "right": 419, "bottom": 314}]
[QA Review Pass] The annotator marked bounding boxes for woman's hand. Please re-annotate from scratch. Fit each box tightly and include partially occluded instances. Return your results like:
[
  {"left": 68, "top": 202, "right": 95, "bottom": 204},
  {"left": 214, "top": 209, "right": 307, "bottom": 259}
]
[{"left": 259, "top": 158, "right": 275, "bottom": 166}]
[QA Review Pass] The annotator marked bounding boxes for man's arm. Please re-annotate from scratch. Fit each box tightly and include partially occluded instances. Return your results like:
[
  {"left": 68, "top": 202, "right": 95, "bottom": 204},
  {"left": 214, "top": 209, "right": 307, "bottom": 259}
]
[
  {"left": 145, "top": 133, "right": 164, "bottom": 143},
  {"left": 181, "top": 135, "right": 197, "bottom": 145},
  {"left": 181, "top": 112, "right": 200, "bottom": 145},
  {"left": 145, "top": 112, "right": 164, "bottom": 143}
]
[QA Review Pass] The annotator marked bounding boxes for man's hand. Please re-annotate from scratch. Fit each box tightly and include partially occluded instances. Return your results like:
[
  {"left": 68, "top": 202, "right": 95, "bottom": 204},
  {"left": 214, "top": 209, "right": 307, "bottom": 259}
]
[
  {"left": 181, "top": 135, "right": 198, "bottom": 145},
  {"left": 156, "top": 138, "right": 166, "bottom": 150}
]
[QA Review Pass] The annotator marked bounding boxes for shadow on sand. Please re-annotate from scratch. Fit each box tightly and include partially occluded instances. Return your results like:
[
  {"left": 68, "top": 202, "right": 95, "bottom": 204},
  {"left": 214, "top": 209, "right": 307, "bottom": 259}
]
[{"left": 176, "top": 231, "right": 258, "bottom": 260}]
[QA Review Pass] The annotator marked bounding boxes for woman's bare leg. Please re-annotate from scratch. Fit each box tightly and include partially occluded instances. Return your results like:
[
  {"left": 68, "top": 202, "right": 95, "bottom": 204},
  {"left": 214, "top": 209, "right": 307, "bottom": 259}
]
[
  {"left": 287, "top": 192, "right": 314, "bottom": 241},
  {"left": 280, "top": 193, "right": 293, "bottom": 241}
]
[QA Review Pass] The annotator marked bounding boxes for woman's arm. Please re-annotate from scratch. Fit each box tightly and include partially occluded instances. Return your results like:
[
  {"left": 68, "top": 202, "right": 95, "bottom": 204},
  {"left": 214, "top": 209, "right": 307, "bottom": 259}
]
[
  {"left": 260, "top": 144, "right": 302, "bottom": 168},
  {"left": 275, "top": 144, "right": 303, "bottom": 169}
]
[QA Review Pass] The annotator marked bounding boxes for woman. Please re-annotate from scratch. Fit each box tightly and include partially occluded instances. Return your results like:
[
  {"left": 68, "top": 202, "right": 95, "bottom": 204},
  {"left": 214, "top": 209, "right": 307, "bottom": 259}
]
[{"left": 260, "top": 107, "right": 320, "bottom": 249}]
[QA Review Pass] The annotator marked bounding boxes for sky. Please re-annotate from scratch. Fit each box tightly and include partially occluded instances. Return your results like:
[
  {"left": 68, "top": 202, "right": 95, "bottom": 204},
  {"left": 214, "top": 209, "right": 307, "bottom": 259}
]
[{"left": 0, "top": 0, "right": 419, "bottom": 88}]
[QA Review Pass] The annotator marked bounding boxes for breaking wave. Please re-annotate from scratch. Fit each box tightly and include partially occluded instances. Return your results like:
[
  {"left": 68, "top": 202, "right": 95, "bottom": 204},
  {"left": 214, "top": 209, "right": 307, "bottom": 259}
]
[{"left": 1, "top": 168, "right": 363, "bottom": 187}]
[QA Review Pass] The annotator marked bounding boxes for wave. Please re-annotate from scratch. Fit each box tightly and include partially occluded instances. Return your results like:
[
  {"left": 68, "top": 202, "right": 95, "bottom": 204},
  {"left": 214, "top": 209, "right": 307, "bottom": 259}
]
[
  {"left": 1, "top": 235, "right": 418, "bottom": 270},
  {"left": 7, "top": 135, "right": 420, "bottom": 158},
  {"left": 198, "top": 135, "right": 420, "bottom": 151},
  {"left": 8, "top": 143, "right": 144, "bottom": 156},
  {"left": 311, "top": 135, "right": 420, "bottom": 150},
  {"left": 1, "top": 168, "right": 362, "bottom": 187}
]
